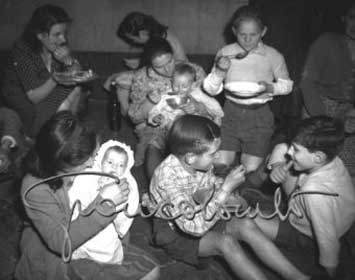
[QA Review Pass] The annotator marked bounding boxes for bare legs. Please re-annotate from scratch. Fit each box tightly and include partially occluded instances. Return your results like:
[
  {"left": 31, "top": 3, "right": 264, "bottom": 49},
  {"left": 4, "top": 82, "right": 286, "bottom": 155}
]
[
  {"left": 199, "top": 231, "right": 268, "bottom": 280},
  {"left": 241, "top": 153, "right": 264, "bottom": 173},
  {"left": 227, "top": 217, "right": 310, "bottom": 280},
  {"left": 215, "top": 150, "right": 264, "bottom": 173}
]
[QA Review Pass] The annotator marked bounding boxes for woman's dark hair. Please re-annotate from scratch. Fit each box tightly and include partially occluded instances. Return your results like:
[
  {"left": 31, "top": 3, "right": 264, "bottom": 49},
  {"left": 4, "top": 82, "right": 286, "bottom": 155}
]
[
  {"left": 23, "top": 111, "right": 97, "bottom": 191},
  {"left": 117, "top": 12, "right": 168, "bottom": 46},
  {"left": 140, "top": 37, "right": 173, "bottom": 67},
  {"left": 167, "top": 115, "right": 221, "bottom": 156},
  {"left": 223, "top": 5, "right": 264, "bottom": 44},
  {"left": 292, "top": 116, "right": 345, "bottom": 161},
  {"left": 22, "top": 4, "right": 72, "bottom": 53}
]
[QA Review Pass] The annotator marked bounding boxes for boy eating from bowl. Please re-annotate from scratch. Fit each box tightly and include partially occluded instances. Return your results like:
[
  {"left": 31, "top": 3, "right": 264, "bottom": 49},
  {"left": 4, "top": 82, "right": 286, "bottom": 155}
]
[
  {"left": 203, "top": 5, "right": 293, "bottom": 174},
  {"left": 149, "top": 114, "right": 272, "bottom": 280}
]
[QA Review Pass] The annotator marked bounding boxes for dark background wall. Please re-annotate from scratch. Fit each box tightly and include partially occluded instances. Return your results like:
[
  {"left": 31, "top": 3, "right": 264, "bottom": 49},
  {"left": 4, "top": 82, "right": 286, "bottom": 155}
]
[
  {"left": 0, "top": 0, "right": 348, "bottom": 56},
  {"left": 0, "top": 0, "right": 248, "bottom": 54},
  {"left": 0, "top": 0, "right": 349, "bottom": 85}
]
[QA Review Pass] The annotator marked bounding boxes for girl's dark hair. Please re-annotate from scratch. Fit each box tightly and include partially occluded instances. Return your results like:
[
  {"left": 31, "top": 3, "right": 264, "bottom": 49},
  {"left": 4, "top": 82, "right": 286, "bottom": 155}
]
[
  {"left": 223, "top": 5, "right": 264, "bottom": 44},
  {"left": 117, "top": 12, "right": 168, "bottom": 46},
  {"left": 167, "top": 115, "right": 221, "bottom": 156},
  {"left": 174, "top": 63, "right": 196, "bottom": 81},
  {"left": 140, "top": 37, "right": 173, "bottom": 67},
  {"left": 23, "top": 111, "right": 97, "bottom": 191},
  {"left": 292, "top": 116, "right": 345, "bottom": 161},
  {"left": 22, "top": 4, "right": 72, "bottom": 53}
]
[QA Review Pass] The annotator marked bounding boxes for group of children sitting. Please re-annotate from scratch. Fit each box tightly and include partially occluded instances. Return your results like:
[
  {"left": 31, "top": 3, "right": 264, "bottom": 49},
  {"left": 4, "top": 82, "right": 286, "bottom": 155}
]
[
  {"left": 66, "top": 4, "right": 355, "bottom": 280},
  {"left": 150, "top": 115, "right": 355, "bottom": 280},
  {"left": 70, "top": 113, "right": 355, "bottom": 280}
]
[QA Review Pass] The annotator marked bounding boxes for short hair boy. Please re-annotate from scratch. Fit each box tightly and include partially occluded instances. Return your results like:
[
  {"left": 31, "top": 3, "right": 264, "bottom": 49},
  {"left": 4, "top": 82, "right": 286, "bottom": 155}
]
[
  {"left": 231, "top": 116, "right": 355, "bottom": 278},
  {"left": 149, "top": 114, "right": 277, "bottom": 280}
]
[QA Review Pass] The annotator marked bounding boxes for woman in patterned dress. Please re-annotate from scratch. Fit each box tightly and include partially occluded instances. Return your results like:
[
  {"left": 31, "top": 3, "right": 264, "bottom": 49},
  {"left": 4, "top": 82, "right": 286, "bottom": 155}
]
[
  {"left": 1, "top": 4, "right": 87, "bottom": 137},
  {"left": 103, "top": 12, "right": 187, "bottom": 116}
]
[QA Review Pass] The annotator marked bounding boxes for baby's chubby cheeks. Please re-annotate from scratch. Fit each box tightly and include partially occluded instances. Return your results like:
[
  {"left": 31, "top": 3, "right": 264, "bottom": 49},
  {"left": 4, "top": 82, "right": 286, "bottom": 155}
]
[
  {"left": 172, "top": 73, "right": 194, "bottom": 96},
  {"left": 101, "top": 147, "right": 129, "bottom": 178}
]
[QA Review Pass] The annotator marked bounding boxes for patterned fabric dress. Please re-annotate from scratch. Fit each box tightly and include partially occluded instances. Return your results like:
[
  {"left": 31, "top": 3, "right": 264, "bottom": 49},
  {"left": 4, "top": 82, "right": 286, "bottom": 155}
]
[
  {"left": 1, "top": 39, "right": 77, "bottom": 136},
  {"left": 127, "top": 62, "right": 206, "bottom": 165}
]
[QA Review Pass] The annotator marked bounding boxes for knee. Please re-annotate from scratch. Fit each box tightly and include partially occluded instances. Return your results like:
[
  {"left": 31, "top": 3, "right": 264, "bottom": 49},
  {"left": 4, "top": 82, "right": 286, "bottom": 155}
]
[
  {"left": 241, "top": 155, "right": 263, "bottom": 173},
  {"left": 215, "top": 150, "right": 235, "bottom": 166},
  {"left": 140, "top": 266, "right": 160, "bottom": 280},
  {"left": 150, "top": 266, "right": 160, "bottom": 280},
  {"left": 217, "top": 234, "right": 242, "bottom": 256},
  {"left": 226, "top": 218, "right": 258, "bottom": 239},
  {"left": 244, "top": 161, "right": 261, "bottom": 173}
]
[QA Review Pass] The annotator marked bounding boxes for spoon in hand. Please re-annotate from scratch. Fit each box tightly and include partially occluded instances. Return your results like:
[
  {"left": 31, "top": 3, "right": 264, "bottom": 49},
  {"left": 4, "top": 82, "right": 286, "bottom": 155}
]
[
  {"left": 222, "top": 52, "right": 249, "bottom": 60},
  {"left": 228, "top": 43, "right": 250, "bottom": 60},
  {"left": 234, "top": 50, "right": 249, "bottom": 59},
  {"left": 225, "top": 46, "right": 249, "bottom": 60}
]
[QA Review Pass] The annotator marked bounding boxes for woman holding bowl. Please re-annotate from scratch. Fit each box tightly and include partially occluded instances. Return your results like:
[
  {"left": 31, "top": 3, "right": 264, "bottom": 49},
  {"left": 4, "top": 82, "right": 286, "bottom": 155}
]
[{"left": 1, "top": 4, "right": 88, "bottom": 137}]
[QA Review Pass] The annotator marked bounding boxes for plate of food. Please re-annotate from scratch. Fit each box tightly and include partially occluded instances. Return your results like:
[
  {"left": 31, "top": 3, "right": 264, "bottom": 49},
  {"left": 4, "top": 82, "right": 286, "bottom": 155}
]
[
  {"left": 224, "top": 81, "right": 265, "bottom": 99},
  {"left": 53, "top": 69, "right": 98, "bottom": 84}
]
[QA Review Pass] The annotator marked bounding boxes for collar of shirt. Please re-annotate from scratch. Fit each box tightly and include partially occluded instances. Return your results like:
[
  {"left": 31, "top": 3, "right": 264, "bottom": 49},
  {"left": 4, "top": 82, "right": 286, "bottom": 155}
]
[
  {"left": 297, "top": 159, "right": 336, "bottom": 188},
  {"left": 169, "top": 154, "right": 214, "bottom": 182}
]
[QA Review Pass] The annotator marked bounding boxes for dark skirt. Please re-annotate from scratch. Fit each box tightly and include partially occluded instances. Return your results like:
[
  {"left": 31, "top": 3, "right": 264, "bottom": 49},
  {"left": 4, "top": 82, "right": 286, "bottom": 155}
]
[{"left": 67, "top": 243, "right": 159, "bottom": 280}]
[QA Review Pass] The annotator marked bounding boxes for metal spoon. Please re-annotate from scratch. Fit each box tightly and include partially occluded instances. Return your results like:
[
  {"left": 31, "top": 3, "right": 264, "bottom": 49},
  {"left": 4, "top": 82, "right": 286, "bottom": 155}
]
[
  {"left": 215, "top": 51, "right": 249, "bottom": 63},
  {"left": 234, "top": 51, "right": 249, "bottom": 59},
  {"left": 214, "top": 45, "right": 249, "bottom": 64},
  {"left": 220, "top": 50, "right": 249, "bottom": 60}
]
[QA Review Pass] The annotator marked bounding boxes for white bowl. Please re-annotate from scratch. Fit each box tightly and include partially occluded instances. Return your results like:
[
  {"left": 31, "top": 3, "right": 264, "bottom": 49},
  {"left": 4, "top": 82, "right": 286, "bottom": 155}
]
[
  {"left": 53, "top": 70, "right": 98, "bottom": 84},
  {"left": 224, "top": 81, "right": 265, "bottom": 98}
]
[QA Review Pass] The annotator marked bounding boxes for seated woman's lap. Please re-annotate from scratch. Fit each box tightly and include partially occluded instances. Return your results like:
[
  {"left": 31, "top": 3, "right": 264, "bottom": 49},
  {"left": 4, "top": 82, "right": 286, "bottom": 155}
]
[{"left": 68, "top": 243, "right": 159, "bottom": 280}]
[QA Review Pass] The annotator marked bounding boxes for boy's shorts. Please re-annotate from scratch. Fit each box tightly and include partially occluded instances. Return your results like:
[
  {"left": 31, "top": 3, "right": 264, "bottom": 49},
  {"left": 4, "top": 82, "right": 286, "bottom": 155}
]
[
  {"left": 221, "top": 101, "right": 274, "bottom": 158},
  {"left": 275, "top": 219, "right": 326, "bottom": 276},
  {"left": 152, "top": 218, "right": 226, "bottom": 267}
]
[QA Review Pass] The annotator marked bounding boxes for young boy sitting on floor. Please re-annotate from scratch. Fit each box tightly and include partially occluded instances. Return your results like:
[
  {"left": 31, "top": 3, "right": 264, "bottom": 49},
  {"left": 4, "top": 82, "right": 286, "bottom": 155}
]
[
  {"left": 228, "top": 116, "right": 355, "bottom": 279},
  {"left": 148, "top": 114, "right": 286, "bottom": 280}
]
